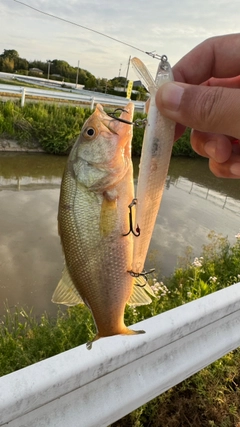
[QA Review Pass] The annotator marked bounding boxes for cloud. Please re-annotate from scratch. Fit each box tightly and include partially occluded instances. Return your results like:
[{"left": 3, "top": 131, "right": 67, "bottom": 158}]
[{"left": 0, "top": 0, "right": 240, "bottom": 78}]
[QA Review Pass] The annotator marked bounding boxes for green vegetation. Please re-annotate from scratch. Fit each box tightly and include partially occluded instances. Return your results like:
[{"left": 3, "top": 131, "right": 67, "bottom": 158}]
[
  {"left": 0, "top": 100, "right": 196, "bottom": 156},
  {"left": 0, "top": 49, "right": 147, "bottom": 97},
  {"left": 0, "top": 100, "right": 92, "bottom": 154},
  {"left": 0, "top": 305, "right": 92, "bottom": 376},
  {"left": 172, "top": 127, "right": 197, "bottom": 157},
  {"left": 1, "top": 232, "right": 240, "bottom": 426},
  {"left": 0, "top": 49, "right": 95, "bottom": 87}
]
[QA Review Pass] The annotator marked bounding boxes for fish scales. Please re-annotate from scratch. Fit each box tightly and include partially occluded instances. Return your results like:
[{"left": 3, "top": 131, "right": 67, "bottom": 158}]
[{"left": 59, "top": 168, "right": 134, "bottom": 335}]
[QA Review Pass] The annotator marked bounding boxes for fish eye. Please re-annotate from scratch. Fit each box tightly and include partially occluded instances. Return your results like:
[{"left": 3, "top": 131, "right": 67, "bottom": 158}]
[{"left": 85, "top": 127, "right": 95, "bottom": 137}]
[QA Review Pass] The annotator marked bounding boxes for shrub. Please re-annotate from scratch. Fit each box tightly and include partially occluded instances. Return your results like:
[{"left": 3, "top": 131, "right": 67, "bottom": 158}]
[
  {"left": 172, "top": 128, "right": 197, "bottom": 157},
  {"left": 0, "top": 101, "right": 197, "bottom": 157}
]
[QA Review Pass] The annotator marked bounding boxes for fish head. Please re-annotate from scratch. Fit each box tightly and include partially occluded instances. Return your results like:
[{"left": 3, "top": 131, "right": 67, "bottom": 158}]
[{"left": 69, "top": 102, "right": 134, "bottom": 189}]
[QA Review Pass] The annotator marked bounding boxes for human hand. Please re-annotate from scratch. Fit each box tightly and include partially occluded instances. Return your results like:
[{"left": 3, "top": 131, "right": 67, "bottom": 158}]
[{"left": 155, "top": 34, "right": 240, "bottom": 178}]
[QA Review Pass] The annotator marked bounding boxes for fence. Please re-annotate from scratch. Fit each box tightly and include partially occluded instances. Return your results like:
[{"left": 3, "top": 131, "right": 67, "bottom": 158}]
[
  {"left": 1, "top": 282, "right": 240, "bottom": 427},
  {"left": 173, "top": 176, "right": 240, "bottom": 216},
  {"left": 0, "top": 84, "right": 145, "bottom": 111}
]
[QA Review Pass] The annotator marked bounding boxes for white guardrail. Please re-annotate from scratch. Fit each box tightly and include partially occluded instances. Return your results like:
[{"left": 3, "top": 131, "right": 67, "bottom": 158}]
[
  {"left": 1, "top": 282, "right": 240, "bottom": 427},
  {"left": 0, "top": 84, "right": 146, "bottom": 111}
]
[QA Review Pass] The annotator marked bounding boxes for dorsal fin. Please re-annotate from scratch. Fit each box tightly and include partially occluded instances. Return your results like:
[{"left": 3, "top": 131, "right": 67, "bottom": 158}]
[{"left": 52, "top": 265, "right": 83, "bottom": 306}]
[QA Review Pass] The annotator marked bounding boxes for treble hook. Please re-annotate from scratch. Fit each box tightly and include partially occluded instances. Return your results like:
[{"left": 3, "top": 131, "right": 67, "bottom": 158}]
[
  {"left": 127, "top": 269, "right": 156, "bottom": 287},
  {"left": 123, "top": 198, "right": 140, "bottom": 237}
]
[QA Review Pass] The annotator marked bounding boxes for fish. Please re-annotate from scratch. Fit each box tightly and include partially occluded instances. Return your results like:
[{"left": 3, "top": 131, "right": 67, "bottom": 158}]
[
  {"left": 52, "top": 102, "right": 154, "bottom": 348},
  {"left": 131, "top": 56, "right": 175, "bottom": 275}
]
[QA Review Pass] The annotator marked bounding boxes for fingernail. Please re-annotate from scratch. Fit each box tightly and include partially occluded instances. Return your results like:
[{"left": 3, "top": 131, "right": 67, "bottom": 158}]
[
  {"left": 159, "top": 82, "right": 184, "bottom": 111},
  {"left": 205, "top": 140, "right": 216, "bottom": 158},
  {"left": 230, "top": 163, "right": 240, "bottom": 176}
]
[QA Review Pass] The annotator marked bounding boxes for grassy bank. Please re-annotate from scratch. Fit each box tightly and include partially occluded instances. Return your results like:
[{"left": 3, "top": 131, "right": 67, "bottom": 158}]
[
  {"left": 0, "top": 100, "right": 196, "bottom": 156},
  {"left": 1, "top": 232, "right": 240, "bottom": 426}
]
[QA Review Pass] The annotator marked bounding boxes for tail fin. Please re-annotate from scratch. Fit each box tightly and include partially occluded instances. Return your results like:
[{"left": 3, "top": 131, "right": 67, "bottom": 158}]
[{"left": 86, "top": 326, "right": 145, "bottom": 350}]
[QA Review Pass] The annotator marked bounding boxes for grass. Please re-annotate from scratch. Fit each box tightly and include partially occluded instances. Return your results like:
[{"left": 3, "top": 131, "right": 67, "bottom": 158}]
[
  {"left": 1, "top": 232, "right": 240, "bottom": 425},
  {"left": 0, "top": 305, "right": 94, "bottom": 376},
  {"left": 0, "top": 100, "right": 197, "bottom": 156},
  {"left": 0, "top": 100, "right": 92, "bottom": 153}
]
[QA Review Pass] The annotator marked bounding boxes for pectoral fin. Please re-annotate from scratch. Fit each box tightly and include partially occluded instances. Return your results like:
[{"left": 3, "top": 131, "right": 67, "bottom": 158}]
[
  {"left": 52, "top": 265, "right": 83, "bottom": 306},
  {"left": 100, "top": 195, "right": 118, "bottom": 237},
  {"left": 127, "top": 276, "right": 155, "bottom": 306}
]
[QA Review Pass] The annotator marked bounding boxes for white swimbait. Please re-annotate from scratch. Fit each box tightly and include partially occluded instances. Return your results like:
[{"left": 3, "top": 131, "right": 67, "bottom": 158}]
[{"left": 131, "top": 56, "right": 175, "bottom": 275}]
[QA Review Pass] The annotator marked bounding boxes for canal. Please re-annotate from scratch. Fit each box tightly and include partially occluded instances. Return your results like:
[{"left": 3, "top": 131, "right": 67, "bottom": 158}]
[{"left": 0, "top": 152, "right": 239, "bottom": 316}]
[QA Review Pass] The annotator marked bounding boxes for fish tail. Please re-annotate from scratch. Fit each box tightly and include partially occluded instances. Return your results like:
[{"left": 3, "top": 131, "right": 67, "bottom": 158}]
[
  {"left": 86, "top": 327, "right": 145, "bottom": 350},
  {"left": 121, "top": 326, "right": 146, "bottom": 336},
  {"left": 86, "top": 333, "right": 100, "bottom": 350}
]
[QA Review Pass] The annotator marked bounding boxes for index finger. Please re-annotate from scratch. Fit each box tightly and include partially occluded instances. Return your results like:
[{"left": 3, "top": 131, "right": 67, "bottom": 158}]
[
  {"left": 204, "top": 76, "right": 240, "bottom": 88},
  {"left": 173, "top": 34, "right": 240, "bottom": 85}
]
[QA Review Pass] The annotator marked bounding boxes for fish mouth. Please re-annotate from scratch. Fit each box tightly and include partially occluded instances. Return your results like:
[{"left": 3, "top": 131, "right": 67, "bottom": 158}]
[{"left": 97, "top": 102, "right": 135, "bottom": 135}]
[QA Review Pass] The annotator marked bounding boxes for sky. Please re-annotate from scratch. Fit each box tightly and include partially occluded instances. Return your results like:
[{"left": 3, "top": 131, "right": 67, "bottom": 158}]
[{"left": 1, "top": 0, "right": 240, "bottom": 80}]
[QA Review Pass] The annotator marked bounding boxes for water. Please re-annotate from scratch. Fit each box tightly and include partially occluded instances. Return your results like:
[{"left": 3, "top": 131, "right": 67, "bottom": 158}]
[{"left": 0, "top": 152, "right": 240, "bottom": 317}]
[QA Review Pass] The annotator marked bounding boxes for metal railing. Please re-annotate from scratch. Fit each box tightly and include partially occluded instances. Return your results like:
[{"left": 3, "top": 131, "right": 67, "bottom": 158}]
[
  {"left": 173, "top": 176, "right": 240, "bottom": 216},
  {"left": 0, "top": 84, "right": 145, "bottom": 111},
  {"left": 1, "top": 282, "right": 240, "bottom": 427}
]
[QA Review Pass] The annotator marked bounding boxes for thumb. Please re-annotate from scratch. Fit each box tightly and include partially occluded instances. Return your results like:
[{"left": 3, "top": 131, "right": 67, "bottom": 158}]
[{"left": 155, "top": 82, "right": 240, "bottom": 139}]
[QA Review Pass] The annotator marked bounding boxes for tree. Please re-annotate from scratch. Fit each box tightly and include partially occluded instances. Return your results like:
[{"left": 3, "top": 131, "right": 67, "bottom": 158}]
[
  {"left": 110, "top": 76, "right": 126, "bottom": 87},
  {"left": 78, "top": 69, "right": 88, "bottom": 84},
  {"left": 135, "top": 86, "right": 148, "bottom": 101},
  {"left": 0, "top": 49, "right": 20, "bottom": 72},
  {"left": 1, "top": 49, "right": 19, "bottom": 60},
  {"left": 0, "top": 48, "right": 116, "bottom": 85},
  {"left": 28, "top": 60, "right": 47, "bottom": 73},
  {"left": 16, "top": 57, "right": 29, "bottom": 71},
  {"left": 2, "top": 57, "right": 14, "bottom": 72},
  {"left": 85, "top": 76, "right": 97, "bottom": 89},
  {"left": 52, "top": 60, "right": 71, "bottom": 78}
]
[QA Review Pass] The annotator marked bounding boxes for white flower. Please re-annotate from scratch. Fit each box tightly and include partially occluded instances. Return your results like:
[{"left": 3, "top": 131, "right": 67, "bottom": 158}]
[
  {"left": 151, "top": 281, "right": 170, "bottom": 296},
  {"left": 209, "top": 276, "right": 217, "bottom": 283},
  {"left": 187, "top": 291, "right": 192, "bottom": 298},
  {"left": 235, "top": 233, "right": 240, "bottom": 239},
  {"left": 237, "top": 274, "right": 240, "bottom": 279},
  {"left": 192, "top": 257, "right": 202, "bottom": 267},
  {"left": 151, "top": 285, "right": 159, "bottom": 294}
]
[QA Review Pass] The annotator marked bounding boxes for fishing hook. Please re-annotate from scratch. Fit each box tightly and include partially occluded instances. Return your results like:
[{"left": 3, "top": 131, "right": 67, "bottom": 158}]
[
  {"left": 107, "top": 108, "right": 147, "bottom": 128},
  {"left": 127, "top": 269, "right": 156, "bottom": 287},
  {"left": 123, "top": 198, "right": 140, "bottom": 237}
]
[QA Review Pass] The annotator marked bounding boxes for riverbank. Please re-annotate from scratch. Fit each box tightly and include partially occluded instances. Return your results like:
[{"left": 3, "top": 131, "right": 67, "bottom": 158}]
[
  {"left": 1, "top": 233, "right": 240, "bottom": 426},
  {"left": 0, "top": 100, "right": 196, "bottom": 156},
  {"left": 0, "top": 137, "right": 44, "bottom": 152}
]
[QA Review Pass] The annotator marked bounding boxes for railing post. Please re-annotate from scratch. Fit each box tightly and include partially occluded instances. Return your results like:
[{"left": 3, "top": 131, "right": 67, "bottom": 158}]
[
  {"left": 90, "top": 97, "right": 95, "bottom": 110},
  {"left": 21, "top": 88, "right": 26, "bottom": 107}
]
